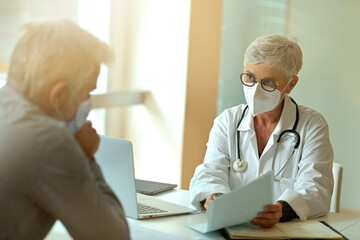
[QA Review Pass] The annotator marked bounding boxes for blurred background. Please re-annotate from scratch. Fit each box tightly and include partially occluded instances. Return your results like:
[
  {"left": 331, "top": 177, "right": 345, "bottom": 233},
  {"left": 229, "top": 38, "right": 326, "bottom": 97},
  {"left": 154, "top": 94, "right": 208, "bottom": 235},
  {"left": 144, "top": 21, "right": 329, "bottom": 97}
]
[{"left": 0, "top": 0, "right": 359, "bottom": 213}]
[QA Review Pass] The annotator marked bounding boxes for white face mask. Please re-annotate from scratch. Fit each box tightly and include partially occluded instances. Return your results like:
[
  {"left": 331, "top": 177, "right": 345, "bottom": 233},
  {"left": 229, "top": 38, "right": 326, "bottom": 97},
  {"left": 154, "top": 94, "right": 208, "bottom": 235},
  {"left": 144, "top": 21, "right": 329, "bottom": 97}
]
[
  {"left": 66, "top": 97, "right": 92, "bottom": 133},
  {"left": 243, "top": 81, "right": 291, "bottom": 116}
]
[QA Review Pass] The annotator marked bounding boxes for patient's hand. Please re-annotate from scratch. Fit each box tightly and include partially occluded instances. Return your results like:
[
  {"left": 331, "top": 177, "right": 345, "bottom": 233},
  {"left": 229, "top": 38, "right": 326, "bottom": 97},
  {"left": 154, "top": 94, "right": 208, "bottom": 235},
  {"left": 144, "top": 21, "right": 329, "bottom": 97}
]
[
  {"left": 250, "top": 201, "right": 283, "bottom": 228},
  {"left": 75, "top": 120, "right": 100, "bottom": 162}
]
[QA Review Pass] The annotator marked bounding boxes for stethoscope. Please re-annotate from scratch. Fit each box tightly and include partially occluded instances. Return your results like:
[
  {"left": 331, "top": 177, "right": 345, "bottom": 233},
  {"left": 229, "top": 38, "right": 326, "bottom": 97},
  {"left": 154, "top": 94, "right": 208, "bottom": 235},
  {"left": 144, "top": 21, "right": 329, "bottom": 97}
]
[{"left": 233, "top": 98, "right": 300, "bottom": 181}]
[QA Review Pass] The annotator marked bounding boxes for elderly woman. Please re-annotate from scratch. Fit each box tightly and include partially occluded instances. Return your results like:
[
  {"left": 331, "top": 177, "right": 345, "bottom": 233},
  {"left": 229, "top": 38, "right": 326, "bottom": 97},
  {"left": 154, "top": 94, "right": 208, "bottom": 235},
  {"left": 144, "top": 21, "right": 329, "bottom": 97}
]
[{"left": 190, "top": 35, "right": 334, "bottom": 228}]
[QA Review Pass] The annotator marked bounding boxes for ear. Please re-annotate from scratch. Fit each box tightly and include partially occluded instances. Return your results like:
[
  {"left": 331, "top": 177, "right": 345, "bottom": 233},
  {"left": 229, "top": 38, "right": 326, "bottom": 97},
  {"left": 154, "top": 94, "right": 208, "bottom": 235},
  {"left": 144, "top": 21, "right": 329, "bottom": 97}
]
[
  {"left": 286, "top": 76, "right": 298, "bottom": 94},
  {"left": 48, "top": 81, "right": 70, "bottom": 109}
]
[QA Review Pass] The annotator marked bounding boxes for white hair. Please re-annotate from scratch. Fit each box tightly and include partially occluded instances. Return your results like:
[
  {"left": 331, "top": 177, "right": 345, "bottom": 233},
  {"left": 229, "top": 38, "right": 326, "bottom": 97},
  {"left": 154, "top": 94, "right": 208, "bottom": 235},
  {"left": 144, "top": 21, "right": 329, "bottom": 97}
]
[
  {"left": 244, "top": 34, "right": 302, "bottom": 78},
  {"left": 7, "top": 19, "right": 114, "bottom": 98}
]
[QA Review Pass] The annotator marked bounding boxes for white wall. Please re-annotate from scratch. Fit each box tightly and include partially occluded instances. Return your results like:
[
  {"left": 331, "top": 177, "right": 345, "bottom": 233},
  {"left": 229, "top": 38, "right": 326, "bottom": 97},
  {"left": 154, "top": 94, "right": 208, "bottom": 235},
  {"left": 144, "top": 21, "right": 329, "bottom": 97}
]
[
  {"left": 108, "top": 0, "right": 191, "bottom": 185},
  {"left": 287, "top": 0, "right": 360, "bottom": 211}
]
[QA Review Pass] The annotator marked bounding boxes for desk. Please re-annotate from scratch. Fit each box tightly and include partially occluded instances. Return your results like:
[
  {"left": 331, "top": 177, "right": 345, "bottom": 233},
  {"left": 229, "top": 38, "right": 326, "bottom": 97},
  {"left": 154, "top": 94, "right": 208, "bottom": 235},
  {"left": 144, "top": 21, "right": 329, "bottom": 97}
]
[
  {"left": 341, "top": 218, "right": 360, "bottom": 239},
  {"left": 45, "top": 189, "right": 360, "bottom": 239}
]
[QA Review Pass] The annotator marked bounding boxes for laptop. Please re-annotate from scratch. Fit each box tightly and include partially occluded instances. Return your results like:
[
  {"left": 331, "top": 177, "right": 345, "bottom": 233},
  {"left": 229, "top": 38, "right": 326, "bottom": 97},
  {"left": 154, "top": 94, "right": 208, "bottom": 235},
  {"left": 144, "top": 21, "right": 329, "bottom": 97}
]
[
  {"left": 135, "top": 179, "right": 177, "bottom": 195},
  {"left": 95, "top": 135, "right": 196, "bottom": 219}
]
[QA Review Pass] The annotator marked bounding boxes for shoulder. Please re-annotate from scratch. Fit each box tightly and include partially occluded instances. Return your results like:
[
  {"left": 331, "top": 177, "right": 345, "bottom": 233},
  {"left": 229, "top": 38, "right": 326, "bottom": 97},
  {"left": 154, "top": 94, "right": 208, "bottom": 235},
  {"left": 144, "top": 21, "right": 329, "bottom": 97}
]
[
  {"left": 5, "top": 114, "right": 77, "bottom": 162},
  {"left": 215, "top": 104, "right": 248, "bottom": 123},
  {"left": 298, "top": 104, "right": 328, "bottom": 127},
  {"left": 0, "top": 87, "right": 82, "bottom": 165},
  {"left": 208, "top": 104, "right": 249, "bottom": 137},
  {"left": 297, "top": 104, "right": 330, "bottom": 138},
  {"left": 0, "top": 109, "right": 85, "bottom": 186}
]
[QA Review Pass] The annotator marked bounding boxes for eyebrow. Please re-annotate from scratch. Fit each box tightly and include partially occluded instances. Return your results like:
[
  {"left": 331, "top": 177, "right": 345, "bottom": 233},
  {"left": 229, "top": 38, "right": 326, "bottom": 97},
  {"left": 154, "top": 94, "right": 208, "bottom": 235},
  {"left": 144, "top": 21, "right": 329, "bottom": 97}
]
[{"left": 244, "top": 71, "right": 277, "bottom": 81}]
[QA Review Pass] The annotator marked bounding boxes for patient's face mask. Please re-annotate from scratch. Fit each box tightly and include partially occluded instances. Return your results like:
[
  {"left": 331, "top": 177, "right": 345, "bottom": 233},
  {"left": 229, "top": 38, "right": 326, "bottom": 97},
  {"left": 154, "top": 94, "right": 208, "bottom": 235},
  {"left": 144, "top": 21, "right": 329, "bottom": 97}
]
[
  {"left": 55, "top": 87, "right": 92, "bottom": 133},
  {"left": 66, "top": 97, "right": 92, "bottom": 133},
  {"left": 243, "top": 80, "right": 291, "bottom": 116}
]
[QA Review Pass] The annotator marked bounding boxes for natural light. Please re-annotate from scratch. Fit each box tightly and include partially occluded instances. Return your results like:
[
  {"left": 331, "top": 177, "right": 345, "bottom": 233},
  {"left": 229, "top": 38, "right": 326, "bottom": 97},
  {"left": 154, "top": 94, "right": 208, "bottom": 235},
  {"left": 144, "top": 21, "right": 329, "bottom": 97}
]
[
  {"left": 0, "top": 76, "right": 5, "bottom": 88},
  {"left": 77, "top": 0, "right": 111, "bottom": 135},
  {"left": 0, "top": 0, "right": 111, "bottom": 135}
]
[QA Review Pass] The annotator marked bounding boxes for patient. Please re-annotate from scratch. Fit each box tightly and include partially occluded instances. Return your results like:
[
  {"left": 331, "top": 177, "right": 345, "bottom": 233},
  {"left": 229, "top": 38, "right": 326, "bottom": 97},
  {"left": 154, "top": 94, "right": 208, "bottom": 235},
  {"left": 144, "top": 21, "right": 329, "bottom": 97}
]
[{"left": 0, "top": 20, "right": 130, "bottom": 239}]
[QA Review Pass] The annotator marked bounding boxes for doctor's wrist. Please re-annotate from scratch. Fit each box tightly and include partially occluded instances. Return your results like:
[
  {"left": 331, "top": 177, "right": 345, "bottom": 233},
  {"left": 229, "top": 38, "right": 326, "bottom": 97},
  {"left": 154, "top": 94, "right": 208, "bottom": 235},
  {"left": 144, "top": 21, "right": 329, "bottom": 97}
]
[
  {"left": 200, "top": 193, "right": 223, "bottom": 211},
  {"left": 278, "top": 200, "right": 299, "bottom": 222},
  {"left": 200, "top": 199, "right": 206, "bottom": 211}
]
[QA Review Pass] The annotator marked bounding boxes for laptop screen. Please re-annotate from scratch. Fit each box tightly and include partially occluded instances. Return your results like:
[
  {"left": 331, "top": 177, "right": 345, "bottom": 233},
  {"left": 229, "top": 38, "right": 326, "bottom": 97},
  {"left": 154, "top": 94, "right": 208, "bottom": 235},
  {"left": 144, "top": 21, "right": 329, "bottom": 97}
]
[{"left": 95, "top": 135, "right": 138, "bottom": 219}]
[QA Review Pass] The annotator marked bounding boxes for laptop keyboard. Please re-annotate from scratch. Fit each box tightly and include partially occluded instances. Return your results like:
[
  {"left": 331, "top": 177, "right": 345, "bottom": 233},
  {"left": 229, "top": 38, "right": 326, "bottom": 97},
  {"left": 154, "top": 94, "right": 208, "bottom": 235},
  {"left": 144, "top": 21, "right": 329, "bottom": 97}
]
[{"left": 137, "top": 203, "right": 168, "bottom": 214}]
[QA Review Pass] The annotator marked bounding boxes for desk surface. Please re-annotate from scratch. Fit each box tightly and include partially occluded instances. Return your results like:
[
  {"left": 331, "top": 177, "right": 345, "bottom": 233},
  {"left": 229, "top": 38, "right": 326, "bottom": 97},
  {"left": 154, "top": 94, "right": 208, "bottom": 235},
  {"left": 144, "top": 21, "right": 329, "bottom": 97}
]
[{"left": 45, "top": 189, "right": 360, "bottom": 240}]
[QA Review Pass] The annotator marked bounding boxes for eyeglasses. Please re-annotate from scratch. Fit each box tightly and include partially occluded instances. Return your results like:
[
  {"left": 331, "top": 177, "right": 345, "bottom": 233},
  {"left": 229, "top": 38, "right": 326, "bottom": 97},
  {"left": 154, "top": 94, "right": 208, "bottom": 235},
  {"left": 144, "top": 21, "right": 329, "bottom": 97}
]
[{"left": 239, "top": 72, "right": 279, "bottom": 92}]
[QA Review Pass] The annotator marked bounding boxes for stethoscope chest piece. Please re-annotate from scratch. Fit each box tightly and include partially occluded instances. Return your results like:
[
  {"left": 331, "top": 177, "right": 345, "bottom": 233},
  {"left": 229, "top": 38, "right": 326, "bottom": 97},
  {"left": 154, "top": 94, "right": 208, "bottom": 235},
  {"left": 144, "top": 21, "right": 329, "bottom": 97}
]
[{"left": 233, "top": 159, "right": 247, "bottom": 172}]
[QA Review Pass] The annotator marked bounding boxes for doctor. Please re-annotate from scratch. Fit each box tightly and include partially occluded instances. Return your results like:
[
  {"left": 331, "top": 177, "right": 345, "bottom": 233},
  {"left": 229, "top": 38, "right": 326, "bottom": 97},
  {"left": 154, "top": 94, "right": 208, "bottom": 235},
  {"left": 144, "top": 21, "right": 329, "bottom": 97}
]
[{"left": 190, "top": 34, "right": 334, "bottom": 228}]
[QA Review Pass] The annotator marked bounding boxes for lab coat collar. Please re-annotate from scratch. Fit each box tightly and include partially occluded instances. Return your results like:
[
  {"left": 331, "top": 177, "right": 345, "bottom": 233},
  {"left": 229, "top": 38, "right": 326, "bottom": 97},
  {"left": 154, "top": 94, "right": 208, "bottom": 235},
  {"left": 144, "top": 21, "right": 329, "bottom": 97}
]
[
  {"left": 237, "top": 95, "right": 297, "bottom": 135},
  {"left": 237, "top": 105, "right": 254, "bottom": 132}
]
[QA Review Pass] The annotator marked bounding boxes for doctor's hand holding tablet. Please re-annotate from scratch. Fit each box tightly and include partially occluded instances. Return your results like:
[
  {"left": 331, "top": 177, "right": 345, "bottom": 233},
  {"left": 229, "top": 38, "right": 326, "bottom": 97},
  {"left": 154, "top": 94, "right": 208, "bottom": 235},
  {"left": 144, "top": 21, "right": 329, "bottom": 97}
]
[{"left": 190, "top": 34, "right": 334, "bottom": 228}]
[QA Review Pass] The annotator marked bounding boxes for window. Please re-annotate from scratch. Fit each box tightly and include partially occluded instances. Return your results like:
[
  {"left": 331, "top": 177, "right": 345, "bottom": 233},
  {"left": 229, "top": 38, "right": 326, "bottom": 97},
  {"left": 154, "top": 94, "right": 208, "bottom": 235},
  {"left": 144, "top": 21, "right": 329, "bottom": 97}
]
[
  {"left": 77, "top": 0, "right": 111, "bottom": 134},
  {"left": 0, "top": 63, "right": 6, "bottom": 87},
  {"left": 0, "top": 0, "right": 111, "bottom": 134}
]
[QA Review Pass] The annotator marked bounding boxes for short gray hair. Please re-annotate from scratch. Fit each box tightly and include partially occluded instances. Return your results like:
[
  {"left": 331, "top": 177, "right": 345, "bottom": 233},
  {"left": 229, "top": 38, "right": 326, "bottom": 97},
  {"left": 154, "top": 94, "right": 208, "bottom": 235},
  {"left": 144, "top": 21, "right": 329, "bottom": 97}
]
[
  {"left": 7, "top": 19, "right": 113, "bottom": 98},
  {"left": 244, "top": 34, "right": 302, "bottom": 78}
]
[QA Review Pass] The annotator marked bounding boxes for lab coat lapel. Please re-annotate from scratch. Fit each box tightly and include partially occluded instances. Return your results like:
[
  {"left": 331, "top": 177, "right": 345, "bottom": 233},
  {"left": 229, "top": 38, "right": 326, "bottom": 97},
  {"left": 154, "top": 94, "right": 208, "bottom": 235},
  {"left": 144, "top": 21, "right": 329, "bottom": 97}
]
[
  {"left": 273, "top": 95, "right": 297, "bottom": 138},
  {"left": 237, "top": 107, "right": 259, "bottom": 161}
]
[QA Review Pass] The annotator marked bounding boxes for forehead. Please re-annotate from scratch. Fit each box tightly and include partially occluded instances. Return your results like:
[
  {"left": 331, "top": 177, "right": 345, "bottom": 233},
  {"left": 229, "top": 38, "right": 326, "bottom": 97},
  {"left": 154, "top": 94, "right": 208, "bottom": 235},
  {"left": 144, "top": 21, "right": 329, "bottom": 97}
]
[{"left": 244, "top": 63, "right": 287, "bottom": 80}]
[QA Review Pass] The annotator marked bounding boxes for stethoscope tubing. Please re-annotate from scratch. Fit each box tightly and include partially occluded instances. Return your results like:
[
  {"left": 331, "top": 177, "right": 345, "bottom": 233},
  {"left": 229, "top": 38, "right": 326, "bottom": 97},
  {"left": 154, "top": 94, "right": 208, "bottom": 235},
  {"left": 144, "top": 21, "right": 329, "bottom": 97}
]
[{"left": 235, "top": 98, "right": 301, "bottom": 176}]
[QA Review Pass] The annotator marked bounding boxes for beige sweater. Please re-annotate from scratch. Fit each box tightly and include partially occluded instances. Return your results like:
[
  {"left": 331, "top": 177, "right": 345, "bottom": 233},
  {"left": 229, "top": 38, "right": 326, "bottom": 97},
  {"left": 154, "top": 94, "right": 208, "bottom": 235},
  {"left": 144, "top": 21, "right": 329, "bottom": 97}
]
[{"left": 0, "top": 85, "right": 130, "bottom": 240}]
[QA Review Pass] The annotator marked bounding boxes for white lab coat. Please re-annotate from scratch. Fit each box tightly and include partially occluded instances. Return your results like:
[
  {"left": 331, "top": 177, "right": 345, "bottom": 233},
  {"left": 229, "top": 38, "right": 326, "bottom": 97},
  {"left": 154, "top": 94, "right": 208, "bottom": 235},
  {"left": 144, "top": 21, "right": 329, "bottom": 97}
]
[{"left": 190, "top": 95, "right": 334, "bottom": 221}]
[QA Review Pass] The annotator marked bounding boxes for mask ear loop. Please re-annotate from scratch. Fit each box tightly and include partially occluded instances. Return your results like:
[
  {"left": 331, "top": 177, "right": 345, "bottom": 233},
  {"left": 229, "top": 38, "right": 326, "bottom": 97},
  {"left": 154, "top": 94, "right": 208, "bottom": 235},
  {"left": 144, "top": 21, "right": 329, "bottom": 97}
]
[{"left": 278, "top": 78, "right": 293, "bottom": 102}]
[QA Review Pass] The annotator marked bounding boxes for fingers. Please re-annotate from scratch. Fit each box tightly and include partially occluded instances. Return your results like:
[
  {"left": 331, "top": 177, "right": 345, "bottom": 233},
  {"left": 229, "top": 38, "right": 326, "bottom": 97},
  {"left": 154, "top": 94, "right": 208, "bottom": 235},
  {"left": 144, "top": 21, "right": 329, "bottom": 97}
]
[
  {"left": 81, "top": 120, "right": 93, "bottom": 130},
  {"left": 250, "top": 203, "right": 282, "bottom": 228},
  {"left": 251, "top": 217, "right": 278, "bottom": 228},
  {"left": 204, "top": 195, "right": 215, "bottom": 214},
  {"left": 204, "top": 203, "right": 208, "bottom": 214},
  {"left": 74, "top": 120, "right": 100, "bottom": 162},
  {"left": 264, "top": 203, "right": 282, "bottom": 214}
]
